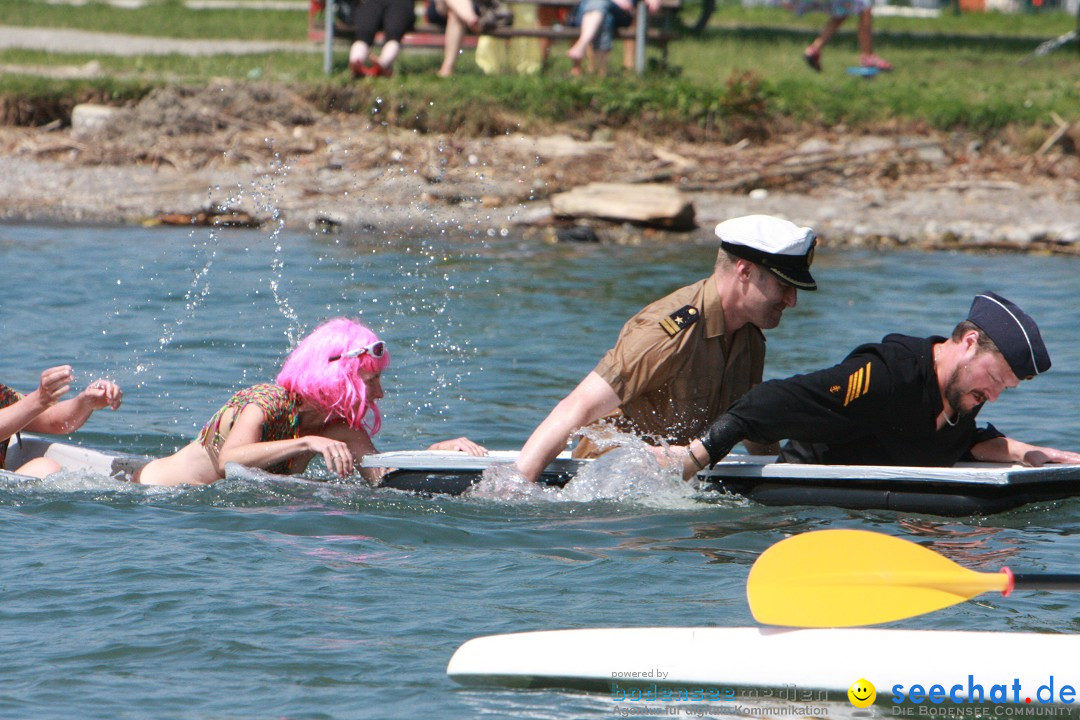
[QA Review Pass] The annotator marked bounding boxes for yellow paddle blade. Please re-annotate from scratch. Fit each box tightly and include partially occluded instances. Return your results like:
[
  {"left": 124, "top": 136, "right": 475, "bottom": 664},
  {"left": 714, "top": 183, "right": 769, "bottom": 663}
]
[{"left": 747, "top": 529, "right": 1009, "bottom": 628}]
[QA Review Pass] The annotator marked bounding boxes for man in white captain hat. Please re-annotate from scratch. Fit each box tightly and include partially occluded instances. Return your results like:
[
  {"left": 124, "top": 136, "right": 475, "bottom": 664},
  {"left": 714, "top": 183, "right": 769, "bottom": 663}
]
[{"left": 514, "top": 214, "right": 819, "bottom": 483}]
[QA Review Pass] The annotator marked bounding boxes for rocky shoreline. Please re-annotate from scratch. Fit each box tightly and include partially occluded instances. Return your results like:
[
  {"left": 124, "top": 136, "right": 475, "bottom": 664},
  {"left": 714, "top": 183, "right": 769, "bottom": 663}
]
[{"left": 1, "top": 85, "right": 1078, "bottom": 252}]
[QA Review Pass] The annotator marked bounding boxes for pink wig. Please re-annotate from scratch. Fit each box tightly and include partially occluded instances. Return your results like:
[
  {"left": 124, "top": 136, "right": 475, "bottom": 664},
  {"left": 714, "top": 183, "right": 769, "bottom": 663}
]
[{"left": 275, "top": 317, "right": 390, "bottom": 434}]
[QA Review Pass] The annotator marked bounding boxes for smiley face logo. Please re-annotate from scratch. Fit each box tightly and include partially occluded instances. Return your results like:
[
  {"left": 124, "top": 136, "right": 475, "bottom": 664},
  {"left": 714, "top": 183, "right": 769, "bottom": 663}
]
[{"left": 848, "top": 678, "right": 876, "bottom": 708}]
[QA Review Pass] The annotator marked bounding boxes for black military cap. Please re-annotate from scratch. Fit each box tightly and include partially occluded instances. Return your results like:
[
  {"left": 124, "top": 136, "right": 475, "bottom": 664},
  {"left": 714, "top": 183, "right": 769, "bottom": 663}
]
[{"left": 967, "top": 292, "right": 1051, "bottom": 379}]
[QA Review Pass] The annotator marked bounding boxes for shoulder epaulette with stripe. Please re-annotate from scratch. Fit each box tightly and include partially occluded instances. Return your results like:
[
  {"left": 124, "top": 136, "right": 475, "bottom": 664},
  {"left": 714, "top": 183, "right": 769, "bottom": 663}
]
[
  {"left": 659, "top": 305, "right": 700, "bottom": 337},
  {"left": 843, "top": 362, "right": 872, "bottom": 406}
]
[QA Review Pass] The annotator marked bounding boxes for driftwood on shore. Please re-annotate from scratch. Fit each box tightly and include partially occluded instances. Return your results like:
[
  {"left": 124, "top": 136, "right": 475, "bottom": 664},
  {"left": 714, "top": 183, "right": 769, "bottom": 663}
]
[
  {"left": 550, "top": 183, "right": 696, "bottom": 231},
  {"left": 0, "top": 87, "right": 1077, "bottom": 252}
]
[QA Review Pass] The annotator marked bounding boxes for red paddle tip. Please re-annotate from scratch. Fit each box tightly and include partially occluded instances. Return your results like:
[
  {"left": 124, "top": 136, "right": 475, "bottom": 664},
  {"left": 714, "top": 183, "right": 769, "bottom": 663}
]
[{"left": 1000, "top": 567, "right": 1015, "bottom": 597}]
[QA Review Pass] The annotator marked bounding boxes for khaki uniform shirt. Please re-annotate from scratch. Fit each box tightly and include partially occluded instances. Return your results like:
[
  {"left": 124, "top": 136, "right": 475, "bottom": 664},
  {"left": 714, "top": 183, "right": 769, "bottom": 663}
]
[{"left": 573, "top": 278, "right": 766, "bottom": 458}]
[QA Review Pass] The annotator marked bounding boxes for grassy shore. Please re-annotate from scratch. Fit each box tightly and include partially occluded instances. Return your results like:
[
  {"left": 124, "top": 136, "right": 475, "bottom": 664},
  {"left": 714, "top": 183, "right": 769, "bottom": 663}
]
[{"left": 0, "top": 0, "right": 1077, "bottom": 137}]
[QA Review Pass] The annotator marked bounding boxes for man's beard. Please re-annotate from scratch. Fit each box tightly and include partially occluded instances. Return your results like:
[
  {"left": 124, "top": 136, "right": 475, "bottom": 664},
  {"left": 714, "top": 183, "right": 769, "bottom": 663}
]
[{"left": 943, "top": 367, "right": 983, "bottom": 422}]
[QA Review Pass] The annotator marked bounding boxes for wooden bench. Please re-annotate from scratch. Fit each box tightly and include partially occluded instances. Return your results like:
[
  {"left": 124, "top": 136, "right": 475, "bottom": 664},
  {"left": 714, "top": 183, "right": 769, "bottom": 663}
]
[{"left": 309, "top": 0, "right": 681, "bottom": 74}]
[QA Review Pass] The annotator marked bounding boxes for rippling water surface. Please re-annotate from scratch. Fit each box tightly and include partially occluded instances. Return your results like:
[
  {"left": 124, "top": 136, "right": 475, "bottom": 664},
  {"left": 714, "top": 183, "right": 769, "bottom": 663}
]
[{"left": 1, "top": 223, "right": 1078, "bottom": 719}]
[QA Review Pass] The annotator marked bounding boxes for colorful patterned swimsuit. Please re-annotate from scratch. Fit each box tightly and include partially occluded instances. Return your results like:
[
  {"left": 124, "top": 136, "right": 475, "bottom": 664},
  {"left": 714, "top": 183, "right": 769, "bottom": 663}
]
[
  {"left": 197, "top": 384, "right": 303, "bottom": 475},
  {"left": 0, "top": 383, "right": 25, "bottom": 470}
]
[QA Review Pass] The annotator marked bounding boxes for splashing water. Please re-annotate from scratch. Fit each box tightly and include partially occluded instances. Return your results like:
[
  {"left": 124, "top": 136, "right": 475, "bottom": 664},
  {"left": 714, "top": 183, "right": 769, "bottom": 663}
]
[
  {"left": 0, "top": 463, "right": 373, "bottom": 509},
  {"left": 561, "top": 444, "right": 692, "bottom": 505},
  {"left": 128, "top": 220, "right": 219, "bottom": 390},
  {"left": 468, "top": 427, "right": 699, "bottom": 507},
  {"left": 124, "top": 145, "right": 303, "bottom": 398},
  {"left": 254, "top": 146, "right": 303, "bottom": 346},
  {"left": 2, "top": 468, "right": 152, "bottom": 501},
  {"left": 371, "top": 234, "right": 481, "bottom": 432},
  {"left": 468, "top": 462, "right": 558, "bottom": 502}
]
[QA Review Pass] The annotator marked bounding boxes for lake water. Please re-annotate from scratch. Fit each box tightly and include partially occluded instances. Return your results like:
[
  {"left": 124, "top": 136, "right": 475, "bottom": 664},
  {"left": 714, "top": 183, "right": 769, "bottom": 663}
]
[{"left": 1, "top": 222, "right": 1078, "bottom": 720}]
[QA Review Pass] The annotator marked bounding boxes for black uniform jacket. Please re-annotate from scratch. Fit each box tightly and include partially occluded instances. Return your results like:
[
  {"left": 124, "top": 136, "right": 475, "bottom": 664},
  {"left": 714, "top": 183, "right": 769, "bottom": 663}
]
[{"left": 728, "top": 334, "right": 1003, "bottom": 466}]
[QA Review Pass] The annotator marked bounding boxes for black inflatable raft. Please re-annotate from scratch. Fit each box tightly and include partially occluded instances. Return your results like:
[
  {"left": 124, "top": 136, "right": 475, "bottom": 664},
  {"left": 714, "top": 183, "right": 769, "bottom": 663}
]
[{"left": 365, "top": 450, "right": 1080, "bottom": 515}]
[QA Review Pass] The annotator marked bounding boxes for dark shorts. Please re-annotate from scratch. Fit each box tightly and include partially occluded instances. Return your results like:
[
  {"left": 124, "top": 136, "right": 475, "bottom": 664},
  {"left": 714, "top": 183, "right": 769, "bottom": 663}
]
[
  {"left": 424, "top": 0, "right": 484, "bottom": 27},
  {"left": 571, "top": 0, "right": 634, "bottom": 51},
  {"left": 354, "top": 0, "right": 417, "bottom": 43},
  {"left": 425, "top": 0, "right": 449, "bottom": 26}
]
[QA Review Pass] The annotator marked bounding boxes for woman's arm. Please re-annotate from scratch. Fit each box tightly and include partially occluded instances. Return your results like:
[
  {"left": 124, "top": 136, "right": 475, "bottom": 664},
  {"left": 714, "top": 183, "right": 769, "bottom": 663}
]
[
  {"left": 320, "top": 420, "right": 380, "bottom": 481},
  {"left": 26, "top": 379, "right": 123, "bottom": 435},
  {"left": 215, "top": 405, "right": 355, "bottom": 477},
  {"left": 1, "top": 367, "right": 74, "bottom": 440}
]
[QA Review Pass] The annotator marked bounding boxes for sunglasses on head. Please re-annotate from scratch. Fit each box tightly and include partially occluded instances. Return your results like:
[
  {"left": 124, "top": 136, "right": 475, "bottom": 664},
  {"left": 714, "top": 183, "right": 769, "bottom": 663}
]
[{"left": 328, "top": 341, "right": 386, "bottom": 362}]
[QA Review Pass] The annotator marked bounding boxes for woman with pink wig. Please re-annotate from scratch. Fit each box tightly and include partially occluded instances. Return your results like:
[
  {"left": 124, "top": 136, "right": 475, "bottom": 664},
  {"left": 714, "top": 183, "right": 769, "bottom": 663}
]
[{"left": 136, "top": 317, "right": 485, "bottom": 486}]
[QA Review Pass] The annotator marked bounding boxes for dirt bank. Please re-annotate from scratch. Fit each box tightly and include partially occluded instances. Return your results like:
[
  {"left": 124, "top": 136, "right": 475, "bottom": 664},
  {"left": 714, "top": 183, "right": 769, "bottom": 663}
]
[{"left": 1, "top": 84, "right": 1078, "bottom": 252}]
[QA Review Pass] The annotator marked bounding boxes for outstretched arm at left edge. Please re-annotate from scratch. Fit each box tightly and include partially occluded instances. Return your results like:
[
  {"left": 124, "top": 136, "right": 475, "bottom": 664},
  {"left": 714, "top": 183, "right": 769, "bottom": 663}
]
[
  {"left": 27, "top": 379, "right": 123, "bottom": 435},
  {"left": 970, "top": 436, "right": 1080, "bottom": 466}
]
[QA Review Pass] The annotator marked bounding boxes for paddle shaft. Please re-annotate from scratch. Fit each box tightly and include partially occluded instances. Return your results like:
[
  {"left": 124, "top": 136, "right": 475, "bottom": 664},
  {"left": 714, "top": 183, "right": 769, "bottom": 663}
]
[{"left": 1012, "top": 573, "right": 1080, "bottom": 592}]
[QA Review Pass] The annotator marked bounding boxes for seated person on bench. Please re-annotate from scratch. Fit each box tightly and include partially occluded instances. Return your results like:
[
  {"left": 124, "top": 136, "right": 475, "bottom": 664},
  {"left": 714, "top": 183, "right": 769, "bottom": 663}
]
[
  {"left": 348, "top": 0, "right": 417, "bottom": 77},
  {"left": 435, "top": 0, "right": 513, "bottom": 76},
  {"left": 567, "top": 0, "right": 659, "bottom": 76}
]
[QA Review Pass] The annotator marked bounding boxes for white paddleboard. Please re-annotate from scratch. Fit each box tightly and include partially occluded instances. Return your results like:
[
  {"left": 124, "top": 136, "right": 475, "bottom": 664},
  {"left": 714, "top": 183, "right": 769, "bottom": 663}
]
[
  {"left": 448, "top": 627, "right": 1080, "bottom": 704},
  {"left": 2, "top": 434, "right": 150, "bottom": 482}
]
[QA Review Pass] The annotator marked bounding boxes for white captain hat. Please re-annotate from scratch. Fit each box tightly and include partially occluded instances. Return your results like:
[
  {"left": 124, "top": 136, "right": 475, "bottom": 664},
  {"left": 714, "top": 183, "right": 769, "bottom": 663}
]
[{"left": 715, "top": 215, "right": 818, "bottom": 291}]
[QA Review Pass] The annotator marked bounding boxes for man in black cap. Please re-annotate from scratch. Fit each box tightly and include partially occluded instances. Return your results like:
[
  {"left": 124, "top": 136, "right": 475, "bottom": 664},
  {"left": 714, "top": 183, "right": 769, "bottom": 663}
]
[
  {"left": 668, "top": 291, "right": 1080, "bottom": 478},
  {"left": 514, "top": 214, "right": 819, "bottom": 483}
]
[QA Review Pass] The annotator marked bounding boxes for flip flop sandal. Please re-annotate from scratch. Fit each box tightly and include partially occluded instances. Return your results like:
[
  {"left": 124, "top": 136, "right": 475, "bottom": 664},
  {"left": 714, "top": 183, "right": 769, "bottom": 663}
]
[{"left": 860, "top": 54, "right": 893, "bottom": 71}]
